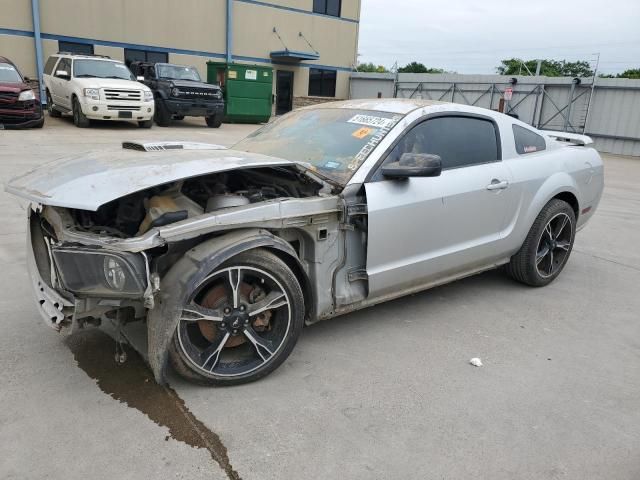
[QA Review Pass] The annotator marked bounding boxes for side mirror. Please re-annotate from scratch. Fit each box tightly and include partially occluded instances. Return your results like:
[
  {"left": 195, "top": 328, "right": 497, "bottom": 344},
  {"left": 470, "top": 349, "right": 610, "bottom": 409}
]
[
  {"left": 23, "top": 76, "right": 31, "bottom": 82},
  {"left": 55, "top": 70, "right": 70, "bottom": 80},
  {"left": 381, "top": 153, "right": 442, "bottom": 179},
  {"left": 137, "top": 76, "right": 145, "bottom": 81}
]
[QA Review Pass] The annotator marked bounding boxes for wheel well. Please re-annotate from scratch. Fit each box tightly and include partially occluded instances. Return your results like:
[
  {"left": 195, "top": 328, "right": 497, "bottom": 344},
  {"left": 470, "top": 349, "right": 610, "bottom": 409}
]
[
  {"left": 553, "top": 192, "right": 579, "bottom": 218},
  {"left": 266, "top": 247, "right": 314, "bottom": 321}
]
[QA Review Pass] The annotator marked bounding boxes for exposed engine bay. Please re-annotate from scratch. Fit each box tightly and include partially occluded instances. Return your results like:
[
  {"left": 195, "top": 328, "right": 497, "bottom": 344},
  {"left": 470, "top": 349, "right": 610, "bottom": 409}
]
[{"left": 69, "top": 166, "right": 325, "bottom": 238}]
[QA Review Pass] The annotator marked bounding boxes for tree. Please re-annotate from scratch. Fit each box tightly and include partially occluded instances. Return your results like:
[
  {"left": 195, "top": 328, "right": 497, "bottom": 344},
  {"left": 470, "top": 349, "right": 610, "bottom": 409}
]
[
  {"left": 497, "top": 59, "right": 594, "bottom": 77},
  {"left": 356, "top": 62, "right": 389, "bottom": 73},
  {"left": 617, "top": 68, "right": 640, "bottom": 79},
  {"left": 398, "top": 62, "right": 444, "bottom": 74}
]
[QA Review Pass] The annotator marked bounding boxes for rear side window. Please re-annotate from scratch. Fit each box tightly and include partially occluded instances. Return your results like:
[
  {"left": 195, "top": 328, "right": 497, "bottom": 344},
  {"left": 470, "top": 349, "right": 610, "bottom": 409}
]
[
  {"left": 513, "top": 125, "right": 546, "bottom": 154},
  {"left": 44, "top": 56, "right": 59, "bottom": 75},
  {"left": 387, "top": 116, "right": 500, "bottom": 170}
]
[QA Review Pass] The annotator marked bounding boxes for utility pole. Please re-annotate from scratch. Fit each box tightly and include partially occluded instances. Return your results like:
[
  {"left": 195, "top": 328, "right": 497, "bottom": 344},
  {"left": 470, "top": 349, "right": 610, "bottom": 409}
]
[{"left": 535, "top": 59, "right": 542, "bottom": 76}]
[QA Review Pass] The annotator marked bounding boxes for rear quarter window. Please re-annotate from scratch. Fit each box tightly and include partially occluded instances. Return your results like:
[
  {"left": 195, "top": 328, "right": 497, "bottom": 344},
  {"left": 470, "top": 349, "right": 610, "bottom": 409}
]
[
  {"left": 44, "top": 56, "right": 59, "bottom": 76},
  {"left": 513, "top": 124, "right": 546, "bottom": 154}
]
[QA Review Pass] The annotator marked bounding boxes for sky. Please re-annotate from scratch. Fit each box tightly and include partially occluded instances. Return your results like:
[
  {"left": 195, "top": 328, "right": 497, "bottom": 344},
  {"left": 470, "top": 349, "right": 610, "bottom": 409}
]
[{"left": 357, "top": 0, "right": 640, "bottom": 75}]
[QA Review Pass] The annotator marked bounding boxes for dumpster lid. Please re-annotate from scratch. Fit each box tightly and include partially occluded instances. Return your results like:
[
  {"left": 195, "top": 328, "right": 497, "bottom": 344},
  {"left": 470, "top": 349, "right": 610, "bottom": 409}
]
[{"left": 270, "top": 49, "right": 319, "bottom": 61}]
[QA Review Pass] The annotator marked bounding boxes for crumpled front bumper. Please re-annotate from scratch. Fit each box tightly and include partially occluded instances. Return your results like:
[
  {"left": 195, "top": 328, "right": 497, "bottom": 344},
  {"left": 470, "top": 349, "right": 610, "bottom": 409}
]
[{"left": 26, "top": 211, "right": 75, "bottom": 332}]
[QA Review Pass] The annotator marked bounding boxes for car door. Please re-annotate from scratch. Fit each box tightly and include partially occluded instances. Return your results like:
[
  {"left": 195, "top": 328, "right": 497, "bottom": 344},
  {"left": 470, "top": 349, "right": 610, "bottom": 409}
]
[
  {"left": 52, "top": 58, "right": 72, "bottom": 108},
  {"left": 364, "top": 114, "right": 512, "bottom": 297}
]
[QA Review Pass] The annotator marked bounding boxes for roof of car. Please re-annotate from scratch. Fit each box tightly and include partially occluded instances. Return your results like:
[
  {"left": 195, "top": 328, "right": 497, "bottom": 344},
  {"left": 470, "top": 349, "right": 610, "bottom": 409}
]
[
  {"left": 308, "top": 98, "right": 449, "bottom": 115},
  {"left": 0, "top": 56, "right": 15, "bottom": 65}
]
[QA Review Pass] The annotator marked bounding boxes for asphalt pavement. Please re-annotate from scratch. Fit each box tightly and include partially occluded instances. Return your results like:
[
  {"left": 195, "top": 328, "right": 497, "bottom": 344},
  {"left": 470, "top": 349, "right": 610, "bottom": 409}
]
[{"left": 1, "top": 113, "right": 638, "bottom": 480}]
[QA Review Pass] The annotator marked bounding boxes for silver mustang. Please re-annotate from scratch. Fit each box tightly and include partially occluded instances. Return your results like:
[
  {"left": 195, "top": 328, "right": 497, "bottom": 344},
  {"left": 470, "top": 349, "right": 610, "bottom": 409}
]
[{"left": 7, "top": 99, "right": 604, "bottom": 385}]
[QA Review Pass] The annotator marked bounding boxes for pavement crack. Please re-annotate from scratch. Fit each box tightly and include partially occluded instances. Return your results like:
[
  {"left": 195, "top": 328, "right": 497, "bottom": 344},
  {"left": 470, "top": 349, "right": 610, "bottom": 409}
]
[
  {"left": 67, "top": 329, "right": 242, "bottom": 480},
  {"left": 573, "top": 249, "right": 640, "bottom": 273}
]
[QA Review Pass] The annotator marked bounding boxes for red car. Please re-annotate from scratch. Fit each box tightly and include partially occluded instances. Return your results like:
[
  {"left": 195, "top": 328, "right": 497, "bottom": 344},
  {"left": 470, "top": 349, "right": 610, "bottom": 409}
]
[{"left": 0, "top": 56, "right": 44, "bottom": 129}]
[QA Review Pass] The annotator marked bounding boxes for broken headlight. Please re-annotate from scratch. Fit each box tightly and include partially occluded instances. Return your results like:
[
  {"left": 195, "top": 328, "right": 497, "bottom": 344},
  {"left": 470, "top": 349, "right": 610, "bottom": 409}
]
[{"left": 52, "top": 248, "right": 147, "bottom": 297}]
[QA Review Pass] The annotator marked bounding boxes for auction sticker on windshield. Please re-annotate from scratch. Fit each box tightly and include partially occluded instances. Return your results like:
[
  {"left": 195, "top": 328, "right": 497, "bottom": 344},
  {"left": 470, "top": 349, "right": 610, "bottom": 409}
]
[{"left": 348, "top": 114, "right": 396, "bottom": 128}]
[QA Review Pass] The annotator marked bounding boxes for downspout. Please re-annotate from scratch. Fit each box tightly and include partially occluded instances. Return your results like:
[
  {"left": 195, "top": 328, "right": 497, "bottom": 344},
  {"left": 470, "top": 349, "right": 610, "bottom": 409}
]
[
  {"left": 226, "top": 0, "right": 233, "bottom": 63},
  {"left": 30, "top": 0, "right": 45, "bottom": 104}
]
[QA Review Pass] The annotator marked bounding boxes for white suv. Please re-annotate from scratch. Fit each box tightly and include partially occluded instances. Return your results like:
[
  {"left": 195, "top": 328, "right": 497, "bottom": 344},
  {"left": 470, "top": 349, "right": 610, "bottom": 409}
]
[{"left": 43, "top": 53, "right": 154, "bottom": 128}]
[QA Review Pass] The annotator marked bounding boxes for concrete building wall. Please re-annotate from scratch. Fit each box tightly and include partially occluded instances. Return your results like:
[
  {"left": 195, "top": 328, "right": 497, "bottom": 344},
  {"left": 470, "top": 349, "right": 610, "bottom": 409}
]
[{"left": 0, "top": 0, "right": 359, "bottom": 111}]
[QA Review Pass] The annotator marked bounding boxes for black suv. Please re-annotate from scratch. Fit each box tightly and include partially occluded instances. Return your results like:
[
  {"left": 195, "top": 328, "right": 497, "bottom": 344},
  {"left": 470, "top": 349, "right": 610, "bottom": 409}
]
[{"left": 130, "top": 62, "right": 224, "bottom": 128}]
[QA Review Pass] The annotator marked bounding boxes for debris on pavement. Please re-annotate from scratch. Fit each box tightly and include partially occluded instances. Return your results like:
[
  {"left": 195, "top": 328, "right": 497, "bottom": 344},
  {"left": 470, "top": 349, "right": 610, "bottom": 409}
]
[{"left": 469, "top": 357, "right": 483, "bottom": 367}]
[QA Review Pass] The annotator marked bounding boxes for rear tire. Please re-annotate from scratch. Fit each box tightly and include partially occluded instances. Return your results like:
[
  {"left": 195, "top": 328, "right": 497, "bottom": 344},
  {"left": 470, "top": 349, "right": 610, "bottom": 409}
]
[
  {"left": 173, "top": 115, "right": 184, "bottom": 120},
  {"left": 72, "top": 97, "right": 90, "bottom": 128},
  {"left": 168, "top": 248, "right": 305, "bottom": 386},
  {"left": 154, "top": 99, "right": 171, "bottom": 127},
  {"left": 46, "top": 90, "right": 61, "bottom": 118},
  {"left": 506, "top": 199, "right": 576, "bottom": 287},
  {"left": 206, "top": 114, "right": 222, "bottom": 128}
]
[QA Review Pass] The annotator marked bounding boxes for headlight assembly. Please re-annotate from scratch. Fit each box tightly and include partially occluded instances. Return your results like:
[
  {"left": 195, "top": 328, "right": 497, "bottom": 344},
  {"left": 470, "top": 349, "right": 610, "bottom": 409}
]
[
  {"left": 52, "top": 248, "right": 147, "bottom": 297},
  {"left": 171, "top": 87, "right": 181, "bottom": 97},
  {"left": 18, "top": 89, "right": 36, "bottom": 101},
  {"left": 83, "top": 88, "right": 100, "bottom": 100},
  {"left": 143, "top": 90, "right": 153, "bottom": 102}
]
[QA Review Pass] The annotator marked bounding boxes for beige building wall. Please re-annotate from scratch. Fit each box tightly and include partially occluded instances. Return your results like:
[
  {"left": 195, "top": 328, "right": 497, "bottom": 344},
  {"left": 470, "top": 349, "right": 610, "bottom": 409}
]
[
  {"left": 0, "top": 35, "right": 37, "bottom": 76},
  {"left": 0, "top": 0, "right": 32, "bottom": 31},
  {"left": 38, "top": 0, "right": 227, "bottom": 52}
]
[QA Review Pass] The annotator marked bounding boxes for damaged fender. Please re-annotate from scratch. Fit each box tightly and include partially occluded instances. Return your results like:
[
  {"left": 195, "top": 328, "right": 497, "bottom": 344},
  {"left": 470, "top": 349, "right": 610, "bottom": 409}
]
[{"left": 147, "top": 228, "right": 301, "bottom": 384}]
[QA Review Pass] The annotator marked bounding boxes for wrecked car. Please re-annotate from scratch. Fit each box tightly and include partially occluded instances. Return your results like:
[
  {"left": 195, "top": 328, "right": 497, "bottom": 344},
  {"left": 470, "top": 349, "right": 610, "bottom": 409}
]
[{"left": 6, "top": 99, "right": 604, "bottom": 386}]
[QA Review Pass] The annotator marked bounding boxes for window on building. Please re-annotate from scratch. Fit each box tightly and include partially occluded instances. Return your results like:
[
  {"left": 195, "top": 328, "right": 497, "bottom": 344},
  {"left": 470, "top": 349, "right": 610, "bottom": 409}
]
[
  {"left": 313, "top": 0, "right": 341, "bottom": 17},
  {"left": 387, "top": 116, "right": 500, "bottom": 170},
  {"left": 124, "top": 49, "right": 168, "bottom": 67},
  {"left": 309, "top": 69, "right": 336, "bottom": 97},
  {"left": 58, "top": 41, "right": 94, "bottom": 55},
  {"left": 513, "top": 124, "right": 546, "bottom": 154}
]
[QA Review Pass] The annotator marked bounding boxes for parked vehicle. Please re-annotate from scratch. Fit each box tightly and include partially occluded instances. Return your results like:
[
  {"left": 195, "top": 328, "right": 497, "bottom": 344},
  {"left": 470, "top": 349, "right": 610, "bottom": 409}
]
[
  {"left": 130, "top": 61, "right": 224, "bottom": 127},
  {"left": 0, "top": 56, "right": 44, "bottom": 129},
  {"left": 42, "top": 52, "right": 154, "bottom": 128},
  {"left": 6, "top": 100, "right": 604, "bottom": 386}
]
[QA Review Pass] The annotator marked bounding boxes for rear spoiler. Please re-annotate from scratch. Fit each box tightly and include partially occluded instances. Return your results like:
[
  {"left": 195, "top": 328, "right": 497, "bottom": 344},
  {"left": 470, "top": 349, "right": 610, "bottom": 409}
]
[{"left": 543, "top": 131, "right": 594, "bottom": 146}]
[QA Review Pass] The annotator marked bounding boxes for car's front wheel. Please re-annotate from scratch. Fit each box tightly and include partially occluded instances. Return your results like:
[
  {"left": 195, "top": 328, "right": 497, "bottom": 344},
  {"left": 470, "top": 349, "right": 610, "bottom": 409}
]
[
  {"left": 506, "top": 199, "right": 576, "bottom": 287},
  {"left": 168, "top": 249, "right": 305, "bottom": 386},
  {"left": 154, "top": 99, "right": 171, "bottom": 127},
  {"left": 138, "top": 119, "right": 153, "bottom": 129},
  {"left": 206, "top": 114, "right": 222, "bottom": 128}
]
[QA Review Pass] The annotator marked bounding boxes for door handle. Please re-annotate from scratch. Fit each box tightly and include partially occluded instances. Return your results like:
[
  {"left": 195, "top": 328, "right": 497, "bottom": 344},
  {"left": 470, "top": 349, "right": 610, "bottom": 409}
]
[{"left": 486, "top": 179, "right": 509, "bottom": 191}]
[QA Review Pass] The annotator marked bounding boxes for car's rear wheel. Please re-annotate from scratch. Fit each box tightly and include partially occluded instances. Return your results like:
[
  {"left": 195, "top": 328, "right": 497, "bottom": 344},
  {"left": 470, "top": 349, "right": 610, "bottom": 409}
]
[
  {"left": 72, "top": 97, "right": 90, "bottom": 128},
  {"left": 46, "top": 91, "right": 61, "bottom": 118},
  {"left": 154, "top": 99, "right": 171, "bottom": 127},
  {"left": 173, "top": 115, "right": 185, "bottom": 120},
  {"left": 168, "top": 249, "right": 305, "bottom": 386},
  {"left": 506, "top": 199, "right": 576, "bottom": 287},
  {"left": 206, "top": 114, "right": 222, "bottom": 128}
]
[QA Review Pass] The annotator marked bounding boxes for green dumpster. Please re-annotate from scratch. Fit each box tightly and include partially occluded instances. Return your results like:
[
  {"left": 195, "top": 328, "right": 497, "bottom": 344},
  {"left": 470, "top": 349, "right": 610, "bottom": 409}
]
[{"left": 207, "top": 62, "right": 273, "bottom": 123}]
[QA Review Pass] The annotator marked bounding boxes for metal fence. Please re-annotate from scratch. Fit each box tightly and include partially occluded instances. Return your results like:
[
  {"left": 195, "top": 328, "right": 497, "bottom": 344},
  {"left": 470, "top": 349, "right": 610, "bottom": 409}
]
[{"left": 350, "top": 72, "right": 640, "bottom": 157}]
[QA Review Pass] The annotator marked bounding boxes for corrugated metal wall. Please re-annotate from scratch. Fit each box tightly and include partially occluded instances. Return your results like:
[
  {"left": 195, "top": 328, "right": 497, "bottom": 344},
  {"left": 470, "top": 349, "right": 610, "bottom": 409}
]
[{"left": 349, "top": 72, "right": 640, "bottom": 157}]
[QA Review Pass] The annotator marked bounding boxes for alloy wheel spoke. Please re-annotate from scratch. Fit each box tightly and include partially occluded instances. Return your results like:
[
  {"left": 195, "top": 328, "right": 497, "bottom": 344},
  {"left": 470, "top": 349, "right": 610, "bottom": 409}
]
[
  {"left": 227, "top": 268, "right": 242, "bottom": 309},
  {"left": 243, "top": 328, "right": 275, "bottom": 362},
  {"left": 545, "top": 222, "right": 554, "bottom": 241},
  {"left": 548, "top": 249, "right": 555, "bottom": 274},
  {"left": 247, "top": 290, "right": 288, "bottom": 317},
  {"left": 181, "top": 302, "right": 225, "bottom": 323},
  {"left": 201, "top": 332, "right": 231, "bottom": 371},
  {"left": 536, "top": 245, "right": 550, "bottom": 265},
  {"left": 555, "top": 215, "right": 569, "bottom": 238},
  {"left": 555, "top": 240, "right": 571, "bottom": 251}
]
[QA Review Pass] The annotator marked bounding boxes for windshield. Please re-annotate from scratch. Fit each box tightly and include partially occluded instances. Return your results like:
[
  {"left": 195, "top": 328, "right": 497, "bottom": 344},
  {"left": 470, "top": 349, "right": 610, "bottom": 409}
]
[
  {"left": 156, "top": 64, "right": 201, "bottom": 81},
  {"left": 73, "top": 60, "right": 134, "bottom": 80},
  {"left": 234, "top": 108, "right": 404, "bottom": 184},
  {"left": 0, "top": 63, "right": 22, "bottom": 83}
]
